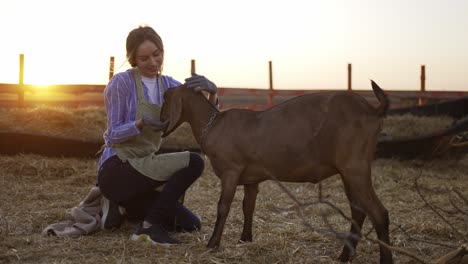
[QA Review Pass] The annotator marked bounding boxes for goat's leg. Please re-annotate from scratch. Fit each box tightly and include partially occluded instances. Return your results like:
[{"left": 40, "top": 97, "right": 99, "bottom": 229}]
[
  {"left": 366, "top": 191, "right": 392, "bottom": 264},
  {"left": 240, "top": 183, "right": 259, "bottom": 242},
  {"left": 340, "top": 166, "right": 393, "bottom": 264},
  {"left": 337, "top": 201, "right": 366, "bottom": 262},
  {"left": 207, "top": 174, "right": 239, "bottom": 248}
]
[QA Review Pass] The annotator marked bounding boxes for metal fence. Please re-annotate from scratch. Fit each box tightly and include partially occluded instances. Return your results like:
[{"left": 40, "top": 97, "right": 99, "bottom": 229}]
[{"left": 1, "top": 55, "right": 467, "bottom": 110}]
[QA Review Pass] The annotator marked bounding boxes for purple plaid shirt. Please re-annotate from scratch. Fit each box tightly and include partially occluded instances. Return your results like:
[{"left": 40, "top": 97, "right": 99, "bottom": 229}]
[{"left": 97, "top": 69, "right": 181, "bottom": 171}]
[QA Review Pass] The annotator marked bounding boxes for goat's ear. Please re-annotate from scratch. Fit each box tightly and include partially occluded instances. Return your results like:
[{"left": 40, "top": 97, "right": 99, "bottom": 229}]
[{"left": 162, "top": 95, "right": 182, "bottom": 137}]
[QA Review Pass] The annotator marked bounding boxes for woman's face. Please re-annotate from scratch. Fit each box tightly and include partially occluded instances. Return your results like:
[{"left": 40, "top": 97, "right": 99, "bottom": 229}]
[{"left": 135, "top": 40, "right": 163, "bottom": 78}]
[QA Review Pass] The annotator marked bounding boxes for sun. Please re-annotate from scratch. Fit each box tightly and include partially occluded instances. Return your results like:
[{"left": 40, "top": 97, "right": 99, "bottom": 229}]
[
  {"left": 33, "top": 84, "right": 50, "bottom": 89},
  {"left": 25, "top": 61, "right": 54, "bottom": 87}
]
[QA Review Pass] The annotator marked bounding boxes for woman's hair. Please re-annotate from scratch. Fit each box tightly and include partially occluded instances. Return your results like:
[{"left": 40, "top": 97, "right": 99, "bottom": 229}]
[{"left": 126, "top": 25, "right": 164, "bottom": 69}]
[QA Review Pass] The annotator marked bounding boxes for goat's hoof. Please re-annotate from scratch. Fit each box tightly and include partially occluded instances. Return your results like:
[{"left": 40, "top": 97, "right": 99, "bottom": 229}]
[
  {"left": 337, "top": 252, "right": 353, "bottom": 263},
  {"left": 239, "top": 235, "right": 253, "bottom": 243},
  {"left": 206, "top": 241, "right": 219, "bottom": 249}
]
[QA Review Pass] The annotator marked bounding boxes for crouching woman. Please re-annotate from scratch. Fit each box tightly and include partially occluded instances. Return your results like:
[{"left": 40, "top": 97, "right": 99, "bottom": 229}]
[{"left": 97, "top": 25, "right": 218, "bottom": 245}]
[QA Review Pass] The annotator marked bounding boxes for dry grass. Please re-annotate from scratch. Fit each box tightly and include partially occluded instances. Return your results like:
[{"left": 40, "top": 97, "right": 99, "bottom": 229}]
[
  {"left": 0, "top": 106, "right": 198, "bottom": 149},
  {"left": 382, "top": 114, "right": 455, "bottom": 139},
  {"left": 0, "top": 106, "right": 459, "bottom": 144},
  {"left": 0, "top": 106, "right": 107, "bottom": 142},
  {"left": 0, "top": 106, "right": 467, "bottom": 263},
  {"left": 0, "top": 154, "right": 467, "bottom": 264}
]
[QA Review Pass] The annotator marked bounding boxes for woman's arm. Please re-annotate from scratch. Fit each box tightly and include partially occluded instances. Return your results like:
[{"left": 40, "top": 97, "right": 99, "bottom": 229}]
[{"left": 104, "top": 74, "right": 141, "bottom": 144}]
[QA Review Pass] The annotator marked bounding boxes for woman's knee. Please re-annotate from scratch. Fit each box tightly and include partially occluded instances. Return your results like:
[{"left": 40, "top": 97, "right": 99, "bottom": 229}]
[
  {"left": 188, "top": 217, "right": 201, "bottom": 232},
  {"left": 173, "top": 203, "right": 202, "bottom": 232},
  {"left": 179, "top": 214, "right": 201, "bottom": 232}
]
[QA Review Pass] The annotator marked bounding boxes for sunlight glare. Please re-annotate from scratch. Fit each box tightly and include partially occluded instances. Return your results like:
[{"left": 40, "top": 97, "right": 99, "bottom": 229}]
[{"left": 33, "top": 84, "right": 49, "bottom": 90}]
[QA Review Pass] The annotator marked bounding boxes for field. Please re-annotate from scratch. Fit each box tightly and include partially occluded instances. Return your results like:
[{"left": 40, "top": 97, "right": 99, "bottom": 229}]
[{"left": 0, "top": 106, "right": 467, "bottom": 264}]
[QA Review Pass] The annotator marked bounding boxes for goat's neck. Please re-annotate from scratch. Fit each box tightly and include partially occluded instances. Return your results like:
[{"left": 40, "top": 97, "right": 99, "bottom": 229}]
[{"left": 186, "top": 95, "right": 219, "bottom": 147}]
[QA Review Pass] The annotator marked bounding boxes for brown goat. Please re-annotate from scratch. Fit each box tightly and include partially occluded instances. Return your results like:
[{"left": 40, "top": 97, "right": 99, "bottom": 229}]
[{"left": 160, "top": 81, "right": 393, "bottom": 264}]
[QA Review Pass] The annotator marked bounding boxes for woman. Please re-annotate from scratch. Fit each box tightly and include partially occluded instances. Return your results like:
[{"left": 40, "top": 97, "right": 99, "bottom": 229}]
[{"left": 97, "top": 25, "right": 218, "bottom": 245}]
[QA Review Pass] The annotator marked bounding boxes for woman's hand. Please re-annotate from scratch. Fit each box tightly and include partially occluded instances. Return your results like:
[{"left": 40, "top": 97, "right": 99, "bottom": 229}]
[
  {"left": 185, "top": 73, "right": 217, "bottom": 94},
  {"left": 137, "top": 116, "right": 168, "bottom": 131}
]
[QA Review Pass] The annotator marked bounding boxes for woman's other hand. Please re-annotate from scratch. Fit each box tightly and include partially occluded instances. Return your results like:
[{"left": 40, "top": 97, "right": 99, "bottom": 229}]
[{"left": 185, "top": 73, "right": 217, "bottom": 94}]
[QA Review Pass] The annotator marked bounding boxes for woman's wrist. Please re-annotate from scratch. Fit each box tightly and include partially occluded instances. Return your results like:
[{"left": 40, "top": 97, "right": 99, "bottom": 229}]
[
  {"left": 208, "top": 93, "right": 218, "bottom": 104},
  {"left": 136, "top": 119, "right": 144, "bottom": 130}
]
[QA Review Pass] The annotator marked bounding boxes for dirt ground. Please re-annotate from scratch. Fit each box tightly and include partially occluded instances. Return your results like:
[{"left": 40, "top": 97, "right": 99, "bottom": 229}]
[
  {"left": 0, "top": 153, "right": 467, "bottom": 264},
  {"left": 0, "top": 106, "right": 467, "bottom": 263}
]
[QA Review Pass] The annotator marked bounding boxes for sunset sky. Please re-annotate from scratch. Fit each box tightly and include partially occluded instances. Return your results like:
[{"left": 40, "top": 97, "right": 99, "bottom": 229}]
[{"left": 0, "top": 0, "right": 467, "bottom": 91}]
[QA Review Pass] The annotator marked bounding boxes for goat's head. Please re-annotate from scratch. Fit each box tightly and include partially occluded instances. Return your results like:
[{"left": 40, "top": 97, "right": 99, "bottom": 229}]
[{"left": 160, "top": 84, "right": 186, "bottom": 137}]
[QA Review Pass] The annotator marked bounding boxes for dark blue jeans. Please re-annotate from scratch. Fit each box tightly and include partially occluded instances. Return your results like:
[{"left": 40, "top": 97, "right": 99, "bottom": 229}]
[{"left": 98, "top": 153, "right": 204, "bottom": 232}]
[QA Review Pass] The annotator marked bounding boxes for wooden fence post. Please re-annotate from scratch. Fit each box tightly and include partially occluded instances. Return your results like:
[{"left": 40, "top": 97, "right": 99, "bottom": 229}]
[
  {"left": 419, "top": 65, "right": 426, "bottom": 106},
  {"left": 109, "top": 56, "right": 115, "bottom": 80},
  {"left": 268, "top": 60, "right": 273, "bottom": 107},
  {"left": 18, "top": 54, "right": 25, "bottom": 108},
  {"left": 191, "top": 59, "right": 196, "bottom": 75},
  {"left": 348, "top": 63, "right": 352, "bottom": 91}
]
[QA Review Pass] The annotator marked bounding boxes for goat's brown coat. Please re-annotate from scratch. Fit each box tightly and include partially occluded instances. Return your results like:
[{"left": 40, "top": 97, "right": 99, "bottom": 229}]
[{"left": 161, "top": 81, "right": 393, "bottom": 264}]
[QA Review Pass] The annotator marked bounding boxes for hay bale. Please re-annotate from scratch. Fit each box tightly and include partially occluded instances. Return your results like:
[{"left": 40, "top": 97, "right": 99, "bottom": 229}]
[
  {"left": 383, "top": 114, "right": 454, "bottom": 139},
  {"left": 0, "top": 106, "right": 199, "bottom": 149}
]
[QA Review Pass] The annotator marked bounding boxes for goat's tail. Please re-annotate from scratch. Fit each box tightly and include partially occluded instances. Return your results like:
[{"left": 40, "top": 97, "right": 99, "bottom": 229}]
[{"left": 371, "top": 80, "right": 389, "bottom": 117}]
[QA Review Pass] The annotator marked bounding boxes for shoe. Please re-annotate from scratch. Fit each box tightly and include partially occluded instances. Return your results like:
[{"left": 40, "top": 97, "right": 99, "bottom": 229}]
[
  {"left": 130, "top": 223, "right": 180, "bottom": 246},
  {"left": 101, "top": 196, "right": 125, "bottom": 230}
]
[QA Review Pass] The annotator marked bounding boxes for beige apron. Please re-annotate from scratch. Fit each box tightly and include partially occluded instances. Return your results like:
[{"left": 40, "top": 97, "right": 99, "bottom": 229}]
[{"left": 111, "top": 68, "right": 190, "bottom": 181}]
